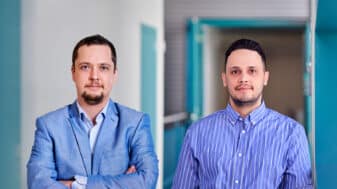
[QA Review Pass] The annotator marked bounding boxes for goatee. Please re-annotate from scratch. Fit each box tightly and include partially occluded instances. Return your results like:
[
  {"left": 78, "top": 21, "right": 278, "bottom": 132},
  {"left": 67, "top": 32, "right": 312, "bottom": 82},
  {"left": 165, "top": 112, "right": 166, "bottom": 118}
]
[
  {"left": 230, "top": 95, "right": 262, "bottom": 107},
  {"left": 81, "top": 91, "right": 104, "bottom": 105}
]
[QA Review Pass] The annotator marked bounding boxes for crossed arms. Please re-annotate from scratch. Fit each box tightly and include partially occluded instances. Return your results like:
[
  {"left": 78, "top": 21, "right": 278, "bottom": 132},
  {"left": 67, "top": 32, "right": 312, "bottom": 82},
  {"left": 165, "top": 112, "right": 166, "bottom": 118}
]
[{"left": 27, "top": 114, "right": 158, "bottom": 189}]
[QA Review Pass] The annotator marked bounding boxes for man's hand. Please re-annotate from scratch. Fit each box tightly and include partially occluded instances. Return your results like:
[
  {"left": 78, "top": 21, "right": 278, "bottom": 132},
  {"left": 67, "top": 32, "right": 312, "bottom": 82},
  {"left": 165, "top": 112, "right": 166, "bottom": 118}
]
[
  {"left": 58, "top": 166, "right": 136, "bottom": 188},
  {"left": 125, "top": 165, "right": 137, "bottom": 174},
  {"left": 59, "top": 180, "right": 73, "bottom": 188}
]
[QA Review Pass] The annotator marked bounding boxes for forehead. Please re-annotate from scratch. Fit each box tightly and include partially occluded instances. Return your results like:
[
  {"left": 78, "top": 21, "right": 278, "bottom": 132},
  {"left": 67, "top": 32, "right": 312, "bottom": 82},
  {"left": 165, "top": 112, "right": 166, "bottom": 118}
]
[
  {"left": 76, "top": 45, "right": 112, "bottom": 63},
  {"left": 226, "top": 49, "right": 264, "bottom": 69}
]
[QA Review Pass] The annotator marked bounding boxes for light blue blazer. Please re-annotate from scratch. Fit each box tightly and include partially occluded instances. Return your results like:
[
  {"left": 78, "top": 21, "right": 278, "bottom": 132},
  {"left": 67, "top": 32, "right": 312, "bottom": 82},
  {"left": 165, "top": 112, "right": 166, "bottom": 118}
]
[{"left": 27, "top": 100, "right": 158, "bottom": 189}]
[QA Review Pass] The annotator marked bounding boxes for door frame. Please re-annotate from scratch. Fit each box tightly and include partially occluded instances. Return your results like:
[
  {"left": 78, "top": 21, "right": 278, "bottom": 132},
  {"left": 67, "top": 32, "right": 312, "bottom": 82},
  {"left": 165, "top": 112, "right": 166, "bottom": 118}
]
[
  {"left": 186, "top": 18, "right": 312, "bottom": 134},
  {"left": 141, "top": 23, "right": 158, "bottom": 141},
  {"left": 186, "top": 19, "right": 315, "bottom": 187}
]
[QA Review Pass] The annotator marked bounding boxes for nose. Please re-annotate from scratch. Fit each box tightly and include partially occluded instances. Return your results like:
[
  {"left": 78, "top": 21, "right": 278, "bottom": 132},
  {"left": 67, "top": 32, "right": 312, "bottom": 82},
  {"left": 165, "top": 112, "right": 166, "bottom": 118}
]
[
  {"left": 239, "top": 73, "right": 248, "bottom": 83},
  {"left": 89, "top": 66, "right": 99, "bottom": 80}
]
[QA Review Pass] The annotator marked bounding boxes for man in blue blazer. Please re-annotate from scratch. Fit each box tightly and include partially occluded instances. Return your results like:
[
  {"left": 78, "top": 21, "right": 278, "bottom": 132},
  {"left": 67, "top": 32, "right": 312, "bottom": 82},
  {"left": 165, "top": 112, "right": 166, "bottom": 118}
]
[{"left": 27, "top": 34, "right": 158, "bottom": 189}]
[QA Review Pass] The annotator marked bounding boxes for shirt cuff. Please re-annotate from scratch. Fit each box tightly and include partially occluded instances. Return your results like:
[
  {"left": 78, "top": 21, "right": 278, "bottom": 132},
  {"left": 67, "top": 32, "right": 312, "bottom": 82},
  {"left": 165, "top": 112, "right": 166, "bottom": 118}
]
[{"left": 71, "top": 175, "right": 87, "bottom": 189}]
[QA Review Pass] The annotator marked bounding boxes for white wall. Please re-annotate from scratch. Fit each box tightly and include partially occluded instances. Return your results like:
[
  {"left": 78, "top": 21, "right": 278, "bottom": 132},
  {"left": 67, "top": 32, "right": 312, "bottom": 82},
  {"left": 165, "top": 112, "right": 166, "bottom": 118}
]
[
  {"left": 116, "top": 1, "right": 165, "bottom": 187},
  {"left": 21, "top": 0, "right": 164, "bottom": 188}
]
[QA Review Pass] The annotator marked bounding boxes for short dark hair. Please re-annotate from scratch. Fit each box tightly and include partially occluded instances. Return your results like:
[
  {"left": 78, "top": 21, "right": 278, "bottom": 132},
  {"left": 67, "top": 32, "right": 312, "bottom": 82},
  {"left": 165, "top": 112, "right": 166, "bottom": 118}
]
[
  {"left": 72, "top": 34, "right": 117, "bottom": 71},
  {"left": 224, "top": 38, "right": 267, "bottom": 70}
]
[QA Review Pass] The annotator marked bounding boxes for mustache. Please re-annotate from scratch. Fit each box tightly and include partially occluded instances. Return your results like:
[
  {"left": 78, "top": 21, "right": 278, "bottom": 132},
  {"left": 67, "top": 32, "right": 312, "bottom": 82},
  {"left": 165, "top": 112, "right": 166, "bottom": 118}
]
[
  {"left": 84, "top": 83, "right": 103, "bottom": 88},
  {"left": 235, "top": 84, "right": 253, "bottom": 90}
]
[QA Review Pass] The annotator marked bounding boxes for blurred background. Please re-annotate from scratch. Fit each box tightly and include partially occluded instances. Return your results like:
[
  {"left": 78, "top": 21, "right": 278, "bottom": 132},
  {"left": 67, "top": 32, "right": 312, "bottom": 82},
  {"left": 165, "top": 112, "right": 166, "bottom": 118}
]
[{"left": 1, "top": 0, "right": 336, "bottom": 188}]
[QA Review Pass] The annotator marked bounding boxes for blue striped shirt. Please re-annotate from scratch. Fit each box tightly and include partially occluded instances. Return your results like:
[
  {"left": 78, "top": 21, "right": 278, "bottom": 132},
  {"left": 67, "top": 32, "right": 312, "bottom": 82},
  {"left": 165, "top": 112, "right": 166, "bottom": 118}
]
[{"left": 172, "top": 102, "right": 312, "bottom": 189}]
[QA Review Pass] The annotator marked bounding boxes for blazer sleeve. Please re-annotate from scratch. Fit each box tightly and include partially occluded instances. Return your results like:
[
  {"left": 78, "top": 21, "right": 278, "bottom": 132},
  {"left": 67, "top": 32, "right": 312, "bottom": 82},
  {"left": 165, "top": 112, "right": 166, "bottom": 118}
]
[
  {"left": 27, "top": 117, "right": 68, "bottom": 189},
  {"left": 86, "top": 114, "right": 159, "bottom": 189}
]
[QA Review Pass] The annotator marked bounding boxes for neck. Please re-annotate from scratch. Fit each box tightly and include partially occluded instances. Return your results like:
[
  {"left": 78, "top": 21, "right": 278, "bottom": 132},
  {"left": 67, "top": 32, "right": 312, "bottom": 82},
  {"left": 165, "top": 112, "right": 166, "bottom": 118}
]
[
  {"left": 78, "top": 98, "right": 109, "bottom": 122},
  {"left": 229, "top": 97, "right": 262, "bottom": 118}
]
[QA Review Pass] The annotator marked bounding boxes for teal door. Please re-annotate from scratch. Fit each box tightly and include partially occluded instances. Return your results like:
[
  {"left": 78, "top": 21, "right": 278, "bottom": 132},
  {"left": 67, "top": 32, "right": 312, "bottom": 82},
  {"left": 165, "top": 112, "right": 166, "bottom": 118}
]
[
  {"left": 315, "top": 0, "right": 337, "bottom": 187},
  {"left": 0, "top": 0, "right": 21, "bottom": 188},
  {"left": 141, "top": 24, "right": 157, "bottom": 142}
]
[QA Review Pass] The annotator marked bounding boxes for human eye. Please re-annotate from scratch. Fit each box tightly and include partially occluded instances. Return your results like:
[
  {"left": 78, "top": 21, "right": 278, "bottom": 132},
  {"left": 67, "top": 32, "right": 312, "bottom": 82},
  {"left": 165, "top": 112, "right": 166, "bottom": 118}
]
[
  {"left": 79, "top": 64, "right": 90, "bottom": 71},
  {"left": 248, "top": 68, "right": 257, "bottom": 74},
  {"left": 230, "top": 69, "right": 240, "bottom": 75},
  {"left": 100, "top": 64, "right": 111, "bottom": 71}
]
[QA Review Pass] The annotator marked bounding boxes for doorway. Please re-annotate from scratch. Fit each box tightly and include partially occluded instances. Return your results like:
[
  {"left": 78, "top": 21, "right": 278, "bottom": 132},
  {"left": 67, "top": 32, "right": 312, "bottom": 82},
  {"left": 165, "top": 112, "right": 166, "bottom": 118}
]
[
  {"left": 163, "top": 18, "right": 313, "bottom": 188},
  {"left": 187, "top": 19, "right": 311, "bottom": 132},
  {"left": 203, "top": 27, "right": 306, "bottom": 124}
]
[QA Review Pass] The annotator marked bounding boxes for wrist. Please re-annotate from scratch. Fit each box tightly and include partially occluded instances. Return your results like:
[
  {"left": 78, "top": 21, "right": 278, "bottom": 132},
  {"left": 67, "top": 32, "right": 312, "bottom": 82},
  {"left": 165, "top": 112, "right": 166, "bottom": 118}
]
[{"left": 71, "top": 175, "right": 87, "bottom": 189}]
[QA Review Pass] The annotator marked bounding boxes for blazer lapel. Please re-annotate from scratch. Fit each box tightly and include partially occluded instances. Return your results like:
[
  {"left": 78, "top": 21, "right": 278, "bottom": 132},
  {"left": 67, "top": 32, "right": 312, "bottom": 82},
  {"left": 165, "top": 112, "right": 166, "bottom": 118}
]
[
  {"left": 92, "top": 100, "right": 119, "bottom": 174},
  {"left": 68, "top": 102, "right": 92, "bottom": 175}
]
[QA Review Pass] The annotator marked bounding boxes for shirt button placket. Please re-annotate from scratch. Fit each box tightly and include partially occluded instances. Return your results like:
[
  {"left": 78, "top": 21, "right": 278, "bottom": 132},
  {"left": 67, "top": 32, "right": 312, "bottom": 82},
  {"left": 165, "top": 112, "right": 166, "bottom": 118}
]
[{"left": 234, "top": 119, "right": 246, "bottom": 188}]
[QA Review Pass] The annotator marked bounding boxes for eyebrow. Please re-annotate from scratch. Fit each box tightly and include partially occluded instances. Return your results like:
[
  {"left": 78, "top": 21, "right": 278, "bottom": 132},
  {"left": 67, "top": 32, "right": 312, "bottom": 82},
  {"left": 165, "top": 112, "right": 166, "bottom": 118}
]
[
  {"left": 77, "top": 62, "right": 90, "bottom": 66},
  {"left": 77, "top": 62, "right": 112, "bottom": 65},
  {"left": 229, "top": 66, "right": 240, "bottom": 69},
  {"left": 248, "top": 66, "right": 257, "bottom": 69},
  {"left": 229, "top": 66, "right": 257, "bottom": 69}
]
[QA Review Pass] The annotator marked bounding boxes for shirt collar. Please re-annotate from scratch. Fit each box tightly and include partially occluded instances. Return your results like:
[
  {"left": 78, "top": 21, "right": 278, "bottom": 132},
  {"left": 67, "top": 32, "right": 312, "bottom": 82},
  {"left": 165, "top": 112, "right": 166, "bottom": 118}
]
[
  {"left": 76, "top": 101, "right": 109, "bottom": 121},
  {"left": 225, "top": 101, "right": 268, "bottom": 127}
]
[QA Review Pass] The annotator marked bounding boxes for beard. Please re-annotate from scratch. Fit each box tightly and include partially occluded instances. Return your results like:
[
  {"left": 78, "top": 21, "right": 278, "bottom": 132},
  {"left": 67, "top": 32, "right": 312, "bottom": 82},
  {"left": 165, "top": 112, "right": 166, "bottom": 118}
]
[
  {"left": 230, "top": 93, "right": 262, "bottom": 108},
  {"left": 81, "top": 91, "right": 104, "bottom": 105}
]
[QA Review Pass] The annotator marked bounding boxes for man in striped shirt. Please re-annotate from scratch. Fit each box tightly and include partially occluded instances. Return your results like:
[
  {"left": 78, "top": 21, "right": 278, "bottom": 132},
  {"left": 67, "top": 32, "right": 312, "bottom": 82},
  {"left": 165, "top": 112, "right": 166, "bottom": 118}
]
[{"left": 172, "top": 39, "right": 313, "bottom": 188}]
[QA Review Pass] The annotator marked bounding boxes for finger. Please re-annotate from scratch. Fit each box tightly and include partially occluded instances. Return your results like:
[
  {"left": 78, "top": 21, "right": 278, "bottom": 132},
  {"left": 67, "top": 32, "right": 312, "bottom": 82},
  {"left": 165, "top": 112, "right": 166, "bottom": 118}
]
[
  {"left": 59, "top": 180, "right": 72, "bottom": 187},
  {"left": 126, "top": 166, "right": 135, "bottom": 174},
  {"left": 126, "top": 165, "right": 137, "bottom": 174}
]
